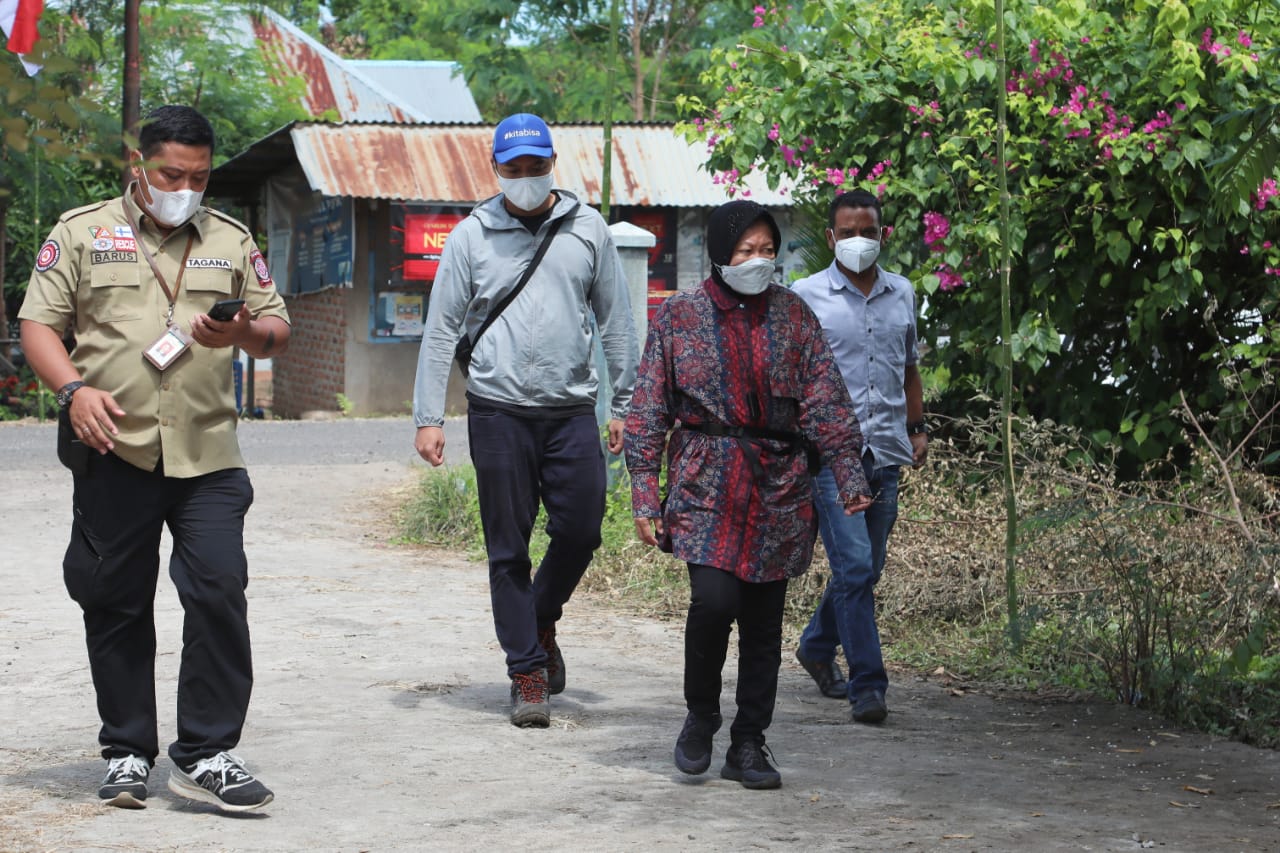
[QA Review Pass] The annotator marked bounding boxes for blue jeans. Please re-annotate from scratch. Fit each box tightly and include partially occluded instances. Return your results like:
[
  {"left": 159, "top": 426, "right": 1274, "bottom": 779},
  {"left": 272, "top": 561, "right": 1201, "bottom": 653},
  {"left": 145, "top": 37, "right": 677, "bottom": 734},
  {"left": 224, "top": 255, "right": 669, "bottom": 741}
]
[{"left": 798, "top": 459, "right": 900, "bottom": 698}]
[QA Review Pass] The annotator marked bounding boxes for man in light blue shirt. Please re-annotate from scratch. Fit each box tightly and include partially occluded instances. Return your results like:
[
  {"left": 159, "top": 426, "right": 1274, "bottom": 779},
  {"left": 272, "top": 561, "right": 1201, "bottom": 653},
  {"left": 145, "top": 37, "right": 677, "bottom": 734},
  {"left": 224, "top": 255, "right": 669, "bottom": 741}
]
[{"left": 791, "top": 189, "right": 928, "bottom": 723}]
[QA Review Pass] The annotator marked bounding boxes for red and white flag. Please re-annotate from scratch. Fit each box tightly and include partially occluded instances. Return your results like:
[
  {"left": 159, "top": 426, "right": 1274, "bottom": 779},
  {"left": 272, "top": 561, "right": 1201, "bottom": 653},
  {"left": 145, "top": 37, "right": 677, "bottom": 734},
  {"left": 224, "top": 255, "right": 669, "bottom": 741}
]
[{"left": 0, "top": 0, "right": 44, "bottom": 75}]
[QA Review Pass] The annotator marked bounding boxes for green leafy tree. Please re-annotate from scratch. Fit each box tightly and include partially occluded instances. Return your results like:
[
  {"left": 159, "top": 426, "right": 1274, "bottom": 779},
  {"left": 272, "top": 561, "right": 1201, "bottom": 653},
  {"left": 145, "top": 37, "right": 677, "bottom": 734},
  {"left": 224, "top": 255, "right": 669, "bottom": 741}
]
[
  {"left": 681, "top": 0, "right": 1280, "bottom": 473},
  {"left": 2, "top": 2, "right": 308, "bottom": 324},
  {"left": 1, "top": 8, "right": 120, "bottom": 332}
]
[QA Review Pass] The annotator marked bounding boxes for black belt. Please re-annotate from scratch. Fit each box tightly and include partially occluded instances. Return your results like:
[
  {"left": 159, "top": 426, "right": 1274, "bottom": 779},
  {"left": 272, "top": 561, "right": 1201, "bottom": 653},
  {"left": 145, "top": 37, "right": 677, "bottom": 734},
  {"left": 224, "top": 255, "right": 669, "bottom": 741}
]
[{"left": 679, "top": 421, "right": 820, "bottom": 478}]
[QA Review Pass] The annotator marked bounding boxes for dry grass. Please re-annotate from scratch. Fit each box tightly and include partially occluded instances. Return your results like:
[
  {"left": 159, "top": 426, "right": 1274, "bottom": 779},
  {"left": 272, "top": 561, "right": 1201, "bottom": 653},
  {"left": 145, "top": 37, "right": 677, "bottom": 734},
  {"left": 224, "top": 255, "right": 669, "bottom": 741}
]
[{"left": 398, "top": 415, "right": 1280, "bottom": 745}]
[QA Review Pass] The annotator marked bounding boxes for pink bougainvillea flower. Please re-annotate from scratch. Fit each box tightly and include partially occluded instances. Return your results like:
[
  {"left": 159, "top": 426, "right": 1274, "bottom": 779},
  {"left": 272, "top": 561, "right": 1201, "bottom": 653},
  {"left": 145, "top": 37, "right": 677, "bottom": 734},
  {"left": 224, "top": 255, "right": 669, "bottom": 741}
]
[
  {"left": 1253, "top": 178, "right": 1279, "bottom": 210},
  {"left": 767, "top": 123, "right": 780, "bottom": 141},
  {"left": 1142, "top": 110, "right": 1172, "bottom": 133},
  {"left": 936, "top": 264, "right": 965, "bottom": 292},
  {"left": 1238, "top": 31, "right": 1252, "bottom": 48},
  {"left": 923, "top": 211, "right": 950, "bottom": 249},
  {"left": 826, "top": 167, "right": 845, "bottom": 186}
]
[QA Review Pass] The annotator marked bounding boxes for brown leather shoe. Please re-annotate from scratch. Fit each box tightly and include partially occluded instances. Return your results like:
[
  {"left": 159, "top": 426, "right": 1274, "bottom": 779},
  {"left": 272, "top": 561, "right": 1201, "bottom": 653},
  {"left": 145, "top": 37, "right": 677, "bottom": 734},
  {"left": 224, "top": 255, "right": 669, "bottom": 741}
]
[
  {"left": 538, "top": 625, "right": 566, "bottom": 695},
  {"left": 795, "top": 649, "right": 848, "bottom": 699},
  {"left": 510, "top": 669, "right": 550, "bottom": 727},
  {"left": 851, "top": 689, "right": 889, "bottom": 724}
]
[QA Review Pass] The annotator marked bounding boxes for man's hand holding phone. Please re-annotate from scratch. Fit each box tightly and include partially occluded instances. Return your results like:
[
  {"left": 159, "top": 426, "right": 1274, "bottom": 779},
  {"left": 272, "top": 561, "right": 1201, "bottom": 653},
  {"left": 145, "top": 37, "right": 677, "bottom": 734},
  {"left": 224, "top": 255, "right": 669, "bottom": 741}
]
[{"left": 191, "top": 299, "right": 249, "bottom": 348}]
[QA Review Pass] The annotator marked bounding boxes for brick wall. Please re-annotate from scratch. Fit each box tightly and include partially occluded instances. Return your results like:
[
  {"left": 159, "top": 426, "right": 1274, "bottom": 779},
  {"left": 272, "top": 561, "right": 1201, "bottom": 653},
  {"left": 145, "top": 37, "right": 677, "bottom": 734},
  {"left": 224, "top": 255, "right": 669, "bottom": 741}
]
[{"left": 271, "top": 288, "right": 347, "bottom": 416}]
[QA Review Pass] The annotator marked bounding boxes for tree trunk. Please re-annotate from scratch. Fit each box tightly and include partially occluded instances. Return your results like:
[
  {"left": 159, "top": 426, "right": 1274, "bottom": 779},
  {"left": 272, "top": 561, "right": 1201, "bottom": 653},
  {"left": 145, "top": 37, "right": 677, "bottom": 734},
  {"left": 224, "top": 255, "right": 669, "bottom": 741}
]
[
  {"left": 122, "top": 0, "right": 141, "bottom": 189},
  {"left": 630, "top": 1, "right": 645, "bottom": 120}
]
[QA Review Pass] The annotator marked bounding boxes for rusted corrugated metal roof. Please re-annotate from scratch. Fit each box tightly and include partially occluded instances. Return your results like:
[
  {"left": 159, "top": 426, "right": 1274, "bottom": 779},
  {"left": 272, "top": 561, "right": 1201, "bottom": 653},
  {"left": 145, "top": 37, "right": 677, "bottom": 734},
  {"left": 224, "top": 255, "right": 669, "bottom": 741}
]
[
  {"left": 289, "top": 123, "right": 793, "bottom": 207},
  {"left": 252, "top": 10, "right": 425, "bottom": 123}
]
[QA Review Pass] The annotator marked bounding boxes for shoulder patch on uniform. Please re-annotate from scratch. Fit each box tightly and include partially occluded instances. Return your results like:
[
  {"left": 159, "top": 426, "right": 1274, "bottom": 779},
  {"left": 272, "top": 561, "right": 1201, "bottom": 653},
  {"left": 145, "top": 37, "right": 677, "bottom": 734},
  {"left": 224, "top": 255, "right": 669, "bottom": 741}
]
[
  {"left": 204, "top": 207, "right": 253, "bottom": 235},
  {"left": 250, "top": 247, "right": 273, "bottom": 287},
  {"left": 60, "top": 200, "right": 113, "bottom": 222},
  {"left": 35, "top": 240, "right": 61, "bottom": 272}
]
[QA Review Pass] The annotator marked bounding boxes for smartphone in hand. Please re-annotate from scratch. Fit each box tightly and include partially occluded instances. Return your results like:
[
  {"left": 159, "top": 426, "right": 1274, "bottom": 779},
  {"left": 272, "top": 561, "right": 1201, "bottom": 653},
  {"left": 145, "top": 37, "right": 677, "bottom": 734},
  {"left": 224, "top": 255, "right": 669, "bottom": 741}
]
[{"left": 208, "top": 299, "right": 246, "bottom": 322}]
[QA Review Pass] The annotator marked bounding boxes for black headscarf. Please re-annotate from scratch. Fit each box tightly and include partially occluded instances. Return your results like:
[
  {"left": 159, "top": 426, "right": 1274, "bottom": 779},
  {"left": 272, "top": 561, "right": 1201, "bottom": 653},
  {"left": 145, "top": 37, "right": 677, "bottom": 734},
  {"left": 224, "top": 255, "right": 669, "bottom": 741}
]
[{"left": 706, "top": 201, "right": 782, "bottom": 287}]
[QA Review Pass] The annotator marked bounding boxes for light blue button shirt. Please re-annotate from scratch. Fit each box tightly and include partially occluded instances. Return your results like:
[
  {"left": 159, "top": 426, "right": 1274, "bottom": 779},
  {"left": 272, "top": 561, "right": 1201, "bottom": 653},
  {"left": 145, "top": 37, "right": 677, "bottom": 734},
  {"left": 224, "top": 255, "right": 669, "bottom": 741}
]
[{"left": 791, "top": 262, "right": 918, "bottom": 468}]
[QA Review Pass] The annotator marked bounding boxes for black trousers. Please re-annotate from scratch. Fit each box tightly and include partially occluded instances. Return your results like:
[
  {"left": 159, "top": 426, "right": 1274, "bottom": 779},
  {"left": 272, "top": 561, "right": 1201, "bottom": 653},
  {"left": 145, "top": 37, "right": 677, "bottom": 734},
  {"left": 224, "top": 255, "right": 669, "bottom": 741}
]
[
  {"left": 467, "top": 403, "right": 605, "bottom": 676},
  {"left": 684, "top": 563, "right": 788, "bottom": 746},
  {"left": 63, "top": 450, "right": 255, "bottom": 769}
]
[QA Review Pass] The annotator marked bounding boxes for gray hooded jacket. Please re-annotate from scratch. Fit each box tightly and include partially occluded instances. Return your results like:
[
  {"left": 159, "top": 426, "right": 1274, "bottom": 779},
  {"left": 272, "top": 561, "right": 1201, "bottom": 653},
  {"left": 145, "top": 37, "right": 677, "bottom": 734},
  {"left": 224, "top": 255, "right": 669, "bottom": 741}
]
[{"left": 413, "top": 190, "right": 638, "bottom": 425}]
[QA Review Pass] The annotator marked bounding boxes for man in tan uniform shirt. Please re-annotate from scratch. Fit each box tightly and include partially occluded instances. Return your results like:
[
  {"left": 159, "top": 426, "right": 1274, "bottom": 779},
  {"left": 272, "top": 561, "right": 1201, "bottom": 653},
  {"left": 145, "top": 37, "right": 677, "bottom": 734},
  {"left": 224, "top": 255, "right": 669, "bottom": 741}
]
[{"left": 19, "top": 105, "right": 290, "bottom": 813}]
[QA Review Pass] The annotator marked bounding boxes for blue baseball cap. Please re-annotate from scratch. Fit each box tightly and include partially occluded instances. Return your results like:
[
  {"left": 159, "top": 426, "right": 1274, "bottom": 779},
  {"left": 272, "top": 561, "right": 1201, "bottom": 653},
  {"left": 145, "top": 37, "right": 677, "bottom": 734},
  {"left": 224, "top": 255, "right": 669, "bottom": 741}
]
[{"left": 493, "top": 113, "right": 554, "bottom": 163}]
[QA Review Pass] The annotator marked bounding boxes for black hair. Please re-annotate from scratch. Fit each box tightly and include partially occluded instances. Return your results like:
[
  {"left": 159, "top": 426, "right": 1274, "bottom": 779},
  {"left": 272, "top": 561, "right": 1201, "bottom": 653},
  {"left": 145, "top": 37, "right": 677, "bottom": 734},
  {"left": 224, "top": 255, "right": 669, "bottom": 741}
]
[
  {"left": 137, "top": 105, "right": 215, "bottom": 157},
  {"left": 829, "top": 189, "right": 882, "bottom": 228}
]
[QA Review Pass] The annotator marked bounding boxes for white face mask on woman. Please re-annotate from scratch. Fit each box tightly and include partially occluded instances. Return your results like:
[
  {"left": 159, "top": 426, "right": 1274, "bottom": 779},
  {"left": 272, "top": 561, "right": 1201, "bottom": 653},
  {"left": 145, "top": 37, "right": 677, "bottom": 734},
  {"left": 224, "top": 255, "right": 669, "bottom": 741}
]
[
  {"left": 834, "top": 236, "right": 881, "bottom": 274},
  {"left": 138, "top": 166, "right": 203, "bottom": 227},
  {"left": 498, "top": 173, "right": 555, "bottom": 211},
  {"left": 716, "top": 257, "right": 777, "bottom": 295}
]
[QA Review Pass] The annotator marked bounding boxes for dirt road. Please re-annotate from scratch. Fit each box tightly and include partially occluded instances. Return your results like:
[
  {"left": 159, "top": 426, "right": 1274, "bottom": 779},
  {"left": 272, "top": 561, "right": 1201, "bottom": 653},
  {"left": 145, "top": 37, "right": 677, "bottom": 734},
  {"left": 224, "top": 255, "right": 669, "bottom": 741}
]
[{"left": 1, "top": 418, "right": 1277, "bottom": 852}]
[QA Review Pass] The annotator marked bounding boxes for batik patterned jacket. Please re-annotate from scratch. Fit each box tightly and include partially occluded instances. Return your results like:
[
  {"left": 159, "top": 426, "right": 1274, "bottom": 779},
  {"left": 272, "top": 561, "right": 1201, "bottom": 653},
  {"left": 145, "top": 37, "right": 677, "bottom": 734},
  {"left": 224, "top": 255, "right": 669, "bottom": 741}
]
[{"left": 624, "top": 278, "right": 871, "bottom": 583}]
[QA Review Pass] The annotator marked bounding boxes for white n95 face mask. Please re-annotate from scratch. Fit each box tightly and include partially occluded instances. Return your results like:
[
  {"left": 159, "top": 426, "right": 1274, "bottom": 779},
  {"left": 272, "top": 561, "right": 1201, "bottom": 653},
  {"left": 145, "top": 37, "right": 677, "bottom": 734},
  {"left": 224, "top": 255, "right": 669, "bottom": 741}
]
[
  {"left": 139, "top": 168, "right": 203, "bottom": 227},
  {"left": 835, "top": 236, "right": 881, "bottom": 274},
  {"left": 716, "top": 257, "right": 776, "bottom": 295},
  {"left": 499, "top": 173, "right": 555, "bottom": 211}
]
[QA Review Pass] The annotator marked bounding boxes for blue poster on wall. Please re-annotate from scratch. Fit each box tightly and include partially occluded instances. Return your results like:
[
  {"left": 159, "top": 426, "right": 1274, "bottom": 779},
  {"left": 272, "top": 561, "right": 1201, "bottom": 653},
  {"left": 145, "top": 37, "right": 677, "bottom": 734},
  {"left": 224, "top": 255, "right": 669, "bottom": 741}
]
[{"left": 291, "top": 195, "right": 354, "bottom": 293}]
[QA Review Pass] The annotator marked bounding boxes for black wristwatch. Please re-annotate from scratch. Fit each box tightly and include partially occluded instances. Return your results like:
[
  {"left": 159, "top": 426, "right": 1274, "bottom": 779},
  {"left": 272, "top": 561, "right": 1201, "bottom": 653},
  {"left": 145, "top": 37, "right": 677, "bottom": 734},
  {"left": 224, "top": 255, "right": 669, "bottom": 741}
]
[
  {"left": 56, "top": 381, "right": 85, "bottom": 409},
  {"left": 906, "top": 419, "right": 929, "bottom": 436}
]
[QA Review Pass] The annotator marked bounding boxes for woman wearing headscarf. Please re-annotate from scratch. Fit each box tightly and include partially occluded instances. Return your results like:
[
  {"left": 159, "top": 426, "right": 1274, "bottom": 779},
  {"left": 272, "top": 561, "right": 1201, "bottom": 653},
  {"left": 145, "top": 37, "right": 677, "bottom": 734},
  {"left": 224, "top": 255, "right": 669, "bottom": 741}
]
[{"left": 624, "top": 200, "right": 873, "bottom": 789}]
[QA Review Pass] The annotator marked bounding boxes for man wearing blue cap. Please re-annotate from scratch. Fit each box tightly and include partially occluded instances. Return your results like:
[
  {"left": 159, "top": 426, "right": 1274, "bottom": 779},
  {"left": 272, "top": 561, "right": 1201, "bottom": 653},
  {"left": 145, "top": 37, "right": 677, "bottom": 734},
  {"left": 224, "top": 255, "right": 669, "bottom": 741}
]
[{"left": 413, "top": 113, "right": 639, "bottom": 727}]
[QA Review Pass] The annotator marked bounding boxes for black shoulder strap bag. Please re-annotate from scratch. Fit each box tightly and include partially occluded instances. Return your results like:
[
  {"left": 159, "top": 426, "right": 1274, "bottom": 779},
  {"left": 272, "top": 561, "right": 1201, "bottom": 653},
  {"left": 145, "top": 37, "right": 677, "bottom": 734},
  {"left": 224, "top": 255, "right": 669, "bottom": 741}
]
[{"left": 453, "top": 201, "right": 580, "bottom": 377}]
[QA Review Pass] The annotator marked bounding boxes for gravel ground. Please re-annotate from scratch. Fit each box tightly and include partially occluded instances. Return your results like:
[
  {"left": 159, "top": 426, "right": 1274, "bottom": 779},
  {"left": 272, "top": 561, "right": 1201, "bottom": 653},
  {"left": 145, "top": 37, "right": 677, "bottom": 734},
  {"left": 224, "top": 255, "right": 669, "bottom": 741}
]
[{"left": 1, "top": 416, "right": 1277, "bottom": 852}]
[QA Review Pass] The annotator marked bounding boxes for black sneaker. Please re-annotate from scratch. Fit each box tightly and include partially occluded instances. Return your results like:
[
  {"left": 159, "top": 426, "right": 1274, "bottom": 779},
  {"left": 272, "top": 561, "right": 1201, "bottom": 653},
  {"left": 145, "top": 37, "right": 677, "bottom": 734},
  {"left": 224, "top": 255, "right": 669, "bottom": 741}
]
[
  {"left": 851, "top": 688, "right": 889, "bottom": 724},
  {"left": 510, "top": 668, "right": 551, "bottom": 728},
  {"left": 168, "top": 752, "right": 274, "bottom": 812},
  {"left": 674, "top": 711, "right": 722, "bottom": 775},
  {"left": 721, "top": 740, "right": 782, "bottom": 790},
  {"left": 538, "top": 626, "right": 566, "bottom": 695},
  {"left": 99, "top": 754, "right": 150, "bottom": 809},
  {"left": 795, "top": 648, "right": 847, "bottom": 699}
]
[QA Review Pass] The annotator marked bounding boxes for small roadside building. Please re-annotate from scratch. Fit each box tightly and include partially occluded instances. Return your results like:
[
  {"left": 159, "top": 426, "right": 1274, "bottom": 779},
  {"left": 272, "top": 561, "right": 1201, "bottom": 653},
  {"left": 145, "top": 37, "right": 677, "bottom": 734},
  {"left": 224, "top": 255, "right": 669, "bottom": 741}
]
[{"left": 208, "top": 121, "right": 796, "bottom": 417}]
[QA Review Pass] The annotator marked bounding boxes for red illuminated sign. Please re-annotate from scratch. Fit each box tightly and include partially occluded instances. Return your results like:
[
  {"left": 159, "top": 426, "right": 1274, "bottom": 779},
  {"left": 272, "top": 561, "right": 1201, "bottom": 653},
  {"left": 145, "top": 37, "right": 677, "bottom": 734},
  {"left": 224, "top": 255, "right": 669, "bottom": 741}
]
[{"left": 403, "top": 213, "right": 465, "bottom": 280}]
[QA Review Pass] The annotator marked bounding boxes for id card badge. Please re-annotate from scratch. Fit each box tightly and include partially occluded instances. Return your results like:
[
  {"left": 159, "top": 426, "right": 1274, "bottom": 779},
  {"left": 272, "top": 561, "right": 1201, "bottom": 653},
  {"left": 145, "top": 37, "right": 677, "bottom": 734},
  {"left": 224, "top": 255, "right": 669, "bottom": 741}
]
[{"left": 143, "top": 325, "right": 193, "bottom": 371}]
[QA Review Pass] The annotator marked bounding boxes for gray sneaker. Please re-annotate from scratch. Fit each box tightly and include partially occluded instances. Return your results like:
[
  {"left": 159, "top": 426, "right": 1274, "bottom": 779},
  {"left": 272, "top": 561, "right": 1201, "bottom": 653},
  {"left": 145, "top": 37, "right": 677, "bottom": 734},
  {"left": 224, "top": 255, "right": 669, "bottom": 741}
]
[
  {"left": 99, "top": 754, "right": 150, "bottom": 809},
  {"left": 168, "top": 752, "right": 274, "bottom": 812},
  {"left": 721, "top": 740, "right": 782, "bottom": 790},
  {"left": 510, "top": 668, "right": 551, "bottom": 727}
]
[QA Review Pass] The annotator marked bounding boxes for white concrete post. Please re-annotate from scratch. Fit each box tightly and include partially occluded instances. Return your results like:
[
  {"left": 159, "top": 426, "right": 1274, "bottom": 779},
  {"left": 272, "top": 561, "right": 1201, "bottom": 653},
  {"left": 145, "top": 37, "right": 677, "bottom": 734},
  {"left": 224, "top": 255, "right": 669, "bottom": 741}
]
[{"left": 609, "top": 221, "right": 657, "bottom": 347}]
